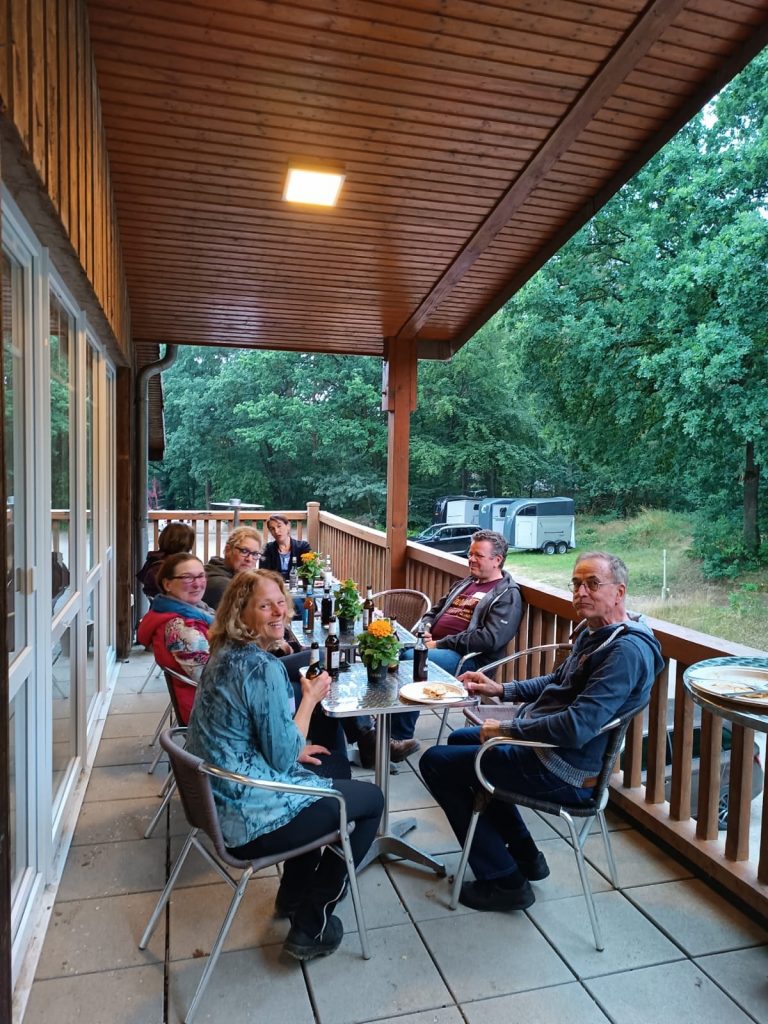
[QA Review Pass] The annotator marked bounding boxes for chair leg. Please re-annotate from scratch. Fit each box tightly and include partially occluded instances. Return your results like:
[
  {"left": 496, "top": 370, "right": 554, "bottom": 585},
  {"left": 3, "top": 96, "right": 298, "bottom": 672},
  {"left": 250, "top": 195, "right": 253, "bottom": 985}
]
[
  {"left": 336, "top": 833, "right": 370, "bottom": 959},
  {"left": 139, "top": 829, "right": 197, "bottom": 949},
  {"left": 184, "top": 867, "right": 253, "bottom": 1024},
  {"left": 449, "top": 808, "right": 481, "bottom": 910},
  {"left": 434, "top": 707, "right": 450, "bottom": 746},
  {"left": 147, "top": 702, "right": 174, "bottom": 775},
  {"left": 560, "top": 811, "right": 604, "bottom": 952},
  {"left": 597, "top": 810, "right": 619, "bottom": 888},
  {"left": 144, "top": 778, "right": 177, "bottom": 839},
  {"left": 138, "top": 660, "right": 160, "bottom": 694}
]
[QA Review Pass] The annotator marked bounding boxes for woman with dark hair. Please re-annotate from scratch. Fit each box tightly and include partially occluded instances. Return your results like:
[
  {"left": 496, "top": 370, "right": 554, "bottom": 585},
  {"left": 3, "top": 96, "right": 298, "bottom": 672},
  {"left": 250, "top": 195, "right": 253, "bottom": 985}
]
[
  {"left": 186, "top": 569, "right": 383, "bottom": 961},
  {"left": 259, "top": 515, "right": 311, "bottom": 581},
  {"left": 137, "top": 522, "right": 196, "bottom": 600},
  {"left": 137, "top": 552, "right": 213, "bottom": 723}
]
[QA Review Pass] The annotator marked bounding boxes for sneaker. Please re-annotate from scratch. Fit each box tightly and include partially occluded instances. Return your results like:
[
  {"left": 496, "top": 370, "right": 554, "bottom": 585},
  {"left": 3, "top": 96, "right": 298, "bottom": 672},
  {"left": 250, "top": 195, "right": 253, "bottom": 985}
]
[
  {"left": 517, "top": 851, "right": 550, "bottom": 881},
  {"left": 357, "top": 728, "right": 376, "bottom": 770},
  {"left": 283, "top": 914, "right": 344, "bottom": 961},
  {"left": 390, "top": 738, "right": 420, "bottom": 762},
  {"left": 458, "top": 878, "right": 535, "bottom": 912}
]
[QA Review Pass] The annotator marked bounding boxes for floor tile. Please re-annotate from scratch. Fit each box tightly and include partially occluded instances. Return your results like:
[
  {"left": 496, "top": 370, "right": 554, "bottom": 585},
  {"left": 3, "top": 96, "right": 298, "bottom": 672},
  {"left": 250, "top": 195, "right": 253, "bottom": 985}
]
[
  {"left": 533, "top": 835, "right": 614, "bottom": 903},
  {"left": 626, "top": 878, "right": 767, "bottom": 956},
  {"left": 109, "top": 692, "right": 171, "bottom": 715},
  {"left": 388, "top": 764, "right": 437, "bottom": 812},
  {"left": 389, "top": 806, "right": 461, "bottom": 857},
  {"left": 696, "top": 945, "right": 768, "bottom": 1021},
  {"left": 114, "top": 671, "right": 166, "bottom": 695},
  {"left": 583, "top": 826, "right": 693, "bottom": 887},
  {"left": 168, "top": 832, "right": 278, "bottom": 889},
  {"left": 305, "top": 921, "right": 453, "bottom": 1024},
  {"left": 385, "top": 851, "right": 471, "bottom": 921},
  {"left": 72, "top": 794, "right": 187, "bottom": 845},
  {"left": 420, "top": 908, "right": 574, "bottom": 1001},
  {"left": 84, "top": 763, "right": 168, "bottom": 803},
  {"left": 93, "top": 734, "right": 157, "bottom": 767},
  {"left": 373, "top": 1009, "right": 465, "bottom": 1024},
  {"left": 335, "top": 859, "right": 410, "bottom": 932},
  {"left": 462, "top": 981, "right": 611, "bottom": 1024},
  {"left": 23, "top": 964, "right": 164, "bottom": 1024},
  {"left": 528, "top": 889, "right": 683, "bottom": 978},
  {"left": 102, "top": 713, "right": 168, "bottom": 739},
  {"left": 35, "top": 892, "right": 165, "bottom": 978},
  {"left": 57, "top": 838, "right": 168, "bottom": 900},
  {"left": 585, "top": 959, "right": 754, "bottom": 1023},
  {"left": 167, "top": 944, "right": 316, "bottom": 1024}
]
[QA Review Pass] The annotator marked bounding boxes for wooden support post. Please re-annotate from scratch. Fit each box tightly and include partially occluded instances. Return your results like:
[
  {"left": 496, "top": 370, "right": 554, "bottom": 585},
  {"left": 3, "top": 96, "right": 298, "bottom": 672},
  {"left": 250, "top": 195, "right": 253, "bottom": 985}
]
[
  {"left": 306, "top": 501, "right": 320, "bottom": 552},
  {"left": 115, "top": 367, "right": 134, "bottom": 657},
  {"left": 382, "top": 338, "right": 417, "bottom": 589}
]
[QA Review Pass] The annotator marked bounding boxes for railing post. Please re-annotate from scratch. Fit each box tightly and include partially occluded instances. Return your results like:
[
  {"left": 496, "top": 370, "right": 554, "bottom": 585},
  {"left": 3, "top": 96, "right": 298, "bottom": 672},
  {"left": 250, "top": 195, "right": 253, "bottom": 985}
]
[
  {"left": 307, "top": 501, "right": 320, "bottom": 552},
  {"left": 382, "top": 337, "right": 417, "bottom": 589}
]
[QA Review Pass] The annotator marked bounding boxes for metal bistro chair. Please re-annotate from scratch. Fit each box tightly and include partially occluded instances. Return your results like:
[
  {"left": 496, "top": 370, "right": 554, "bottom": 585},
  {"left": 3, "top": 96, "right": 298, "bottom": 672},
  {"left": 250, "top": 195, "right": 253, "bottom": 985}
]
[
  {"left": 449, "top": 707, "right": 645, "bottom": 951},
  {"left": 140, "top": 728, "right": 370, "bottom": 1024},
  {"left": 371, "top": 589, "right": 431, "bottom": 631},
  {"left": 144, "top": 666, "right": 199, "bottom": 838}
]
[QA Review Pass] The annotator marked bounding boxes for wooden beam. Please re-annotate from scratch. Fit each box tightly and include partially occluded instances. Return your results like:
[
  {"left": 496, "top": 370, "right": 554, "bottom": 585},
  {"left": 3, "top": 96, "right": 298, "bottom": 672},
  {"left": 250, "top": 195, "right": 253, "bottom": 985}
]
[
  {"left": 115, "top": 366, "right": 133, "bottom": 657},
  {"left": 382, "top": 337, "right": 417, "bottom": 589},
  {"left": 394, "top": 0, "right": 722, "bottom": 344}
]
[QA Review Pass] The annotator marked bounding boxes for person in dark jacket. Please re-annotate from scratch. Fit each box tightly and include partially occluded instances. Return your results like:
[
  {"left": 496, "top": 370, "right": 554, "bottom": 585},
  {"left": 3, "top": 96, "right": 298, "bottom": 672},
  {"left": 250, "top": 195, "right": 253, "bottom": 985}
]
[
  {"left": 260, "top": 514, "right": 311, "bottom": 580},
  {"left": 420, "top": 552, "right": 663, "bottom": 913},
  {"left": 392, "top": 529, "right": 524, "bottom": 748},
  {"left": 136, "top": 521, "right": 195, "bottom": 600},
  {"left": 203, "top": 526, "right": 262, "bottom": 609}
]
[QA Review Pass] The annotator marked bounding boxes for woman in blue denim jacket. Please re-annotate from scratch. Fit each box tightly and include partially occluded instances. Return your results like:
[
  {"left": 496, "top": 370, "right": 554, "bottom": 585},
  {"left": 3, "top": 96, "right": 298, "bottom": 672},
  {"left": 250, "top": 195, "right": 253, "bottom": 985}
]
[{"left": 186, "top": 569, "right": 383, "bottom": 961}]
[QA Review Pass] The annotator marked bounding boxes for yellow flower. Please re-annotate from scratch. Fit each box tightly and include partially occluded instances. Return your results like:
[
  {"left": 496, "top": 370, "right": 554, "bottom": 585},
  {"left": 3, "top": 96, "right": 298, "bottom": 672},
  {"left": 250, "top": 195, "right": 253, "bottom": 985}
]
[
  {"left": 301, "top": 552, "right": 317, "bottom": 564},
  {"left": 367, "top": 619, "right": 393, "bottom": 638}
]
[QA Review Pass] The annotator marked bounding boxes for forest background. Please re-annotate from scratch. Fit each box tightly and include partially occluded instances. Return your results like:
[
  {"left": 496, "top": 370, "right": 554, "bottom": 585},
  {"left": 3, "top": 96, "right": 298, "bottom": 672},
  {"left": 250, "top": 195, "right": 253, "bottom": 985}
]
[{"left": 152, "top": 51, "right": 768, "bottom": 602}]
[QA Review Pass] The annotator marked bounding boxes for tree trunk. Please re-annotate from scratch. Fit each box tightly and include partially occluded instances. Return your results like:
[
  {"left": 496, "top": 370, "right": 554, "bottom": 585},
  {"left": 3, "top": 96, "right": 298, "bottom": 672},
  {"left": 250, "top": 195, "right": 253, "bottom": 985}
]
[{"left": 743, "top": 440, "right": 760, "bottom": 555}]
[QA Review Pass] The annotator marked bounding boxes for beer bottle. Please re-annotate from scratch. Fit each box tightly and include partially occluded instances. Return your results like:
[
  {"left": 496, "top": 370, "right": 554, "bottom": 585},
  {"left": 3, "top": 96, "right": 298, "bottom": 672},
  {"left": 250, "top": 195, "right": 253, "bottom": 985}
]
[
  {"left": 305, "top": 641, "right": 322, "bottom": 679},
  {"left": 302, "top": 588, "right": 315, "bottom": 633},
  {"left": 288, "top": 557, "right": 299, "bottom": 591},
  {"left": 323, "top": 554, "right": 333, "bottom": 588},
  {"left": 413, "top": 630, "right": 429, "bottom": 682},
  {"left": 320, "top": 583, "right": 334, "bottom": 627},
  {"left": 388, "top": 617, "right": 399, "bottom": 672},
  {"left": 325, "top": 617, "right": 340, "bottom": 678},
  {"left": 362, "top": 585, "right": 375, "bottom": 629}
]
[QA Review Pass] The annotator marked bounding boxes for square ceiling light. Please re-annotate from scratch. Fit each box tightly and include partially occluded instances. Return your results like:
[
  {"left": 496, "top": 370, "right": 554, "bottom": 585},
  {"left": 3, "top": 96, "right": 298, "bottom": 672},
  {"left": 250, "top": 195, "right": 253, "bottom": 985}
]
[{"left": 283, "top": 164, "right": 345, "bottom": 206}]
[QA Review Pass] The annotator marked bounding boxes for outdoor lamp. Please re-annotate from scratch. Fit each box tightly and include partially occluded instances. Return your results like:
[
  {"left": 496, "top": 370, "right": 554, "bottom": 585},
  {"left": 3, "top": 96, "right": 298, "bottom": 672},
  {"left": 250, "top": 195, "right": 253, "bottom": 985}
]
[{"left": 283, "top": 163, "right": 345, "bottom": 206}]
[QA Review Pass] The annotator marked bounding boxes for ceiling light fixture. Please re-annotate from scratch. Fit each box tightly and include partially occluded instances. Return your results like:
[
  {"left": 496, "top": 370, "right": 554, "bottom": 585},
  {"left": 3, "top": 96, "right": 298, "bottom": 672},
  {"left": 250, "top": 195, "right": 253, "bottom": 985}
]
[{"left": 283, "top": 163, "right": 345, "bottom": 206}]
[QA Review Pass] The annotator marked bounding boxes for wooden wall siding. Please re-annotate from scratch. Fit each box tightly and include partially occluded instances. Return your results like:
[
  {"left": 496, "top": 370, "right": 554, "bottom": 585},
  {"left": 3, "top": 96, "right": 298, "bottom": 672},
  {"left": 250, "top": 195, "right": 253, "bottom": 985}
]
[
  {"left": 0, "top": 0, "right": 130, "bottom": 356},
  {"left": 84, "top": 0, "right": 768, "bottom": 359}
]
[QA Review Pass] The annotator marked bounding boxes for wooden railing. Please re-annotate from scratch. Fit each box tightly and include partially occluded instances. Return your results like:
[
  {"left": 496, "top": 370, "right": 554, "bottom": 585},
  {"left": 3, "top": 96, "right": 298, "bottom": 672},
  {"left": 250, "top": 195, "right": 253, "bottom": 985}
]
[
  {"left": 149, "top": 503, "right": 768, "bottom": 917},
  {"left": 147, "top": 508, "right": 310, "bottom": 563}
]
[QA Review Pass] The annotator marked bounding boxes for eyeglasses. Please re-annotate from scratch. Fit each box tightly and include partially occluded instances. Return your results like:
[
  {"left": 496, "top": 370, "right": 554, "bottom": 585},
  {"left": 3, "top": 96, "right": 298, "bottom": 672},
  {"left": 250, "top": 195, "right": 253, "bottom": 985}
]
[
  {"left": 170, "top": 572, "right": 206, "bottom": 585},
  {"left": 568, "top": 578, "right": 615, "bottom": 593},
  {"left": 232, "top": 546, "right": 260, "bottom": 560}
]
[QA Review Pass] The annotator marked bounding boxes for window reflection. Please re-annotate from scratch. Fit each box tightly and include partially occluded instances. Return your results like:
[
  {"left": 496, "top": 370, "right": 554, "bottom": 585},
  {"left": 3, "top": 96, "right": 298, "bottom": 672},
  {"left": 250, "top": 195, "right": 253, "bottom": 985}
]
[
  {"left": 3, "top": 252, "right": 26, "bottom": 657},
  {"left": 50, "top": 293, "right": 73, "bottom": 613}
]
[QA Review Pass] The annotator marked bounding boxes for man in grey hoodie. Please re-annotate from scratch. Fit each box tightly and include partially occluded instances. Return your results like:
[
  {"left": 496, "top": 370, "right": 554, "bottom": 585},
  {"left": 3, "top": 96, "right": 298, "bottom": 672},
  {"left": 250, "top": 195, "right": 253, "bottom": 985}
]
[{"left": 421, "top": 551, "right": 663, "bottom": 912}]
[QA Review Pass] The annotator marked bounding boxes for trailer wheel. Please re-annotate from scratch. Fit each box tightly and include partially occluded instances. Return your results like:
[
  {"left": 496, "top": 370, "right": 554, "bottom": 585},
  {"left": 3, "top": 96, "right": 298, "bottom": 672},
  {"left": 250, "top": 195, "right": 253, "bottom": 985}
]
[
  {"left": 543, "top": 542, "right": 556, "bottom": 555},
  {"left": 556, "top": 542, "right": 568, "bottom": 555}
]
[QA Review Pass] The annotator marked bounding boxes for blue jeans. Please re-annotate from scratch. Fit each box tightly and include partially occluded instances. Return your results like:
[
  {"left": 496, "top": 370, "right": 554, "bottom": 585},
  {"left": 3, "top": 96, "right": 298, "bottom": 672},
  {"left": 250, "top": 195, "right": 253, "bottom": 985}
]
[
  {"left": 390, "top": 648, "right": 476, "bottom": 740},
  {"left": 419, "top": 727, "right": 592, "bottom": 881}
]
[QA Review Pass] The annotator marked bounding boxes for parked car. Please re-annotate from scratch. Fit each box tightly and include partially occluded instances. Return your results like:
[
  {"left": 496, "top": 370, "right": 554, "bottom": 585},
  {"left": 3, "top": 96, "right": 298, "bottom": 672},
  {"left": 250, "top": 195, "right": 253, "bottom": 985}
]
[
  {"left": 627, "top": 707, "right": 763, "bottom": 830},
  {"left": 409, "top": 523, "right": 476, "bottom": 557}
]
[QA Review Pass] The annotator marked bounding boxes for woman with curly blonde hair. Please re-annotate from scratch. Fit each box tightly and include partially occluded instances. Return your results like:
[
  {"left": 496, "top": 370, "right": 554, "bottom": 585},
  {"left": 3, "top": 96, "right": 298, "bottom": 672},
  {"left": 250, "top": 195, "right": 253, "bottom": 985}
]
[{"left": 186, "top": 569, "right": 383, "bottom": 962}]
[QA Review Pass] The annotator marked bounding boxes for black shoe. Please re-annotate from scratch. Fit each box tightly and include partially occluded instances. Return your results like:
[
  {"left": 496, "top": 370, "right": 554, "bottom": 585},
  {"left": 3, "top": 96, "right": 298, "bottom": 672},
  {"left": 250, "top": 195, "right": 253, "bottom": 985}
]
[
  {"left": 458, "top": 878, "right": 535, "bottom": 912},
  {"left": 390, "top": 738, "right": 420, "bottom": 762},
  {"left": 357, "top": 728, "right": 376, "bottom": 770},
  {"left": 517, "top": 851, "right": 550, "bottom": 881},
  {"left": 283, "top": 914, "right": 344, "bottom": 961}
]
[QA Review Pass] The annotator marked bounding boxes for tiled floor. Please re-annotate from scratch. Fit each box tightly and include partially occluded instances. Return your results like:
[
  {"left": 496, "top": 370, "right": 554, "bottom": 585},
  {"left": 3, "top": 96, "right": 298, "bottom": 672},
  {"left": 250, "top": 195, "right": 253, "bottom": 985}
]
[{"left": 21, "top": 650, "right": 768, "bottom": 1024}]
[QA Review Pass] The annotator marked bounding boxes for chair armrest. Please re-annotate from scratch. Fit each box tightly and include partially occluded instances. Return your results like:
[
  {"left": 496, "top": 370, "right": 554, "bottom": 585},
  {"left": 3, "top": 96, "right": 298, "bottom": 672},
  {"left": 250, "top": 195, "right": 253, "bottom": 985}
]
[
  {"left": 165, "top": 665, "right": 199, "bottom": 687},
  {"left": 472, "top": 735, "right": 556, "bottom": 796}
]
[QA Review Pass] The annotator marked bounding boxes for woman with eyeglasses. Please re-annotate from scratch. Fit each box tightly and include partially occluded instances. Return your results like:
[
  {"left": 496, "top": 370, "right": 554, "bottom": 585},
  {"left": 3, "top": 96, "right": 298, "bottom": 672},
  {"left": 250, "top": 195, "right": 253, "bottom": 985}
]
[
  {"left": 202, "top": 526, "right": 262, "bottom": 610},
  {"left": 186, "top": 569, "right": 383, "bottom": 961},
  {"left": 137, "top": 553, "right": 214, "bottom": 723}
]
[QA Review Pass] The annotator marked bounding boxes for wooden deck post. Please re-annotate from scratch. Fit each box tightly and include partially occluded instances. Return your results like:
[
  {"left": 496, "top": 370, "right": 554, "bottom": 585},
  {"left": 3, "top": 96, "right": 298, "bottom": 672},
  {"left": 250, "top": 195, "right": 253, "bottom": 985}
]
[
  {"left": 382, "top": 338, "right": 417, "bottom": 589},
  {"left": 306, "top": 501, "right": 320, "bottom": 551}
]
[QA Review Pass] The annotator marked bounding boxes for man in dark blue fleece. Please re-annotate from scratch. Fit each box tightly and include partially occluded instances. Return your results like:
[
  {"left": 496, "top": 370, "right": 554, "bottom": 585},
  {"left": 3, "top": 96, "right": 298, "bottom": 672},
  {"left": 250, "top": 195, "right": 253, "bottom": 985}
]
[{"left": 420, "top": 551, "right": 663, "bottom": 913}]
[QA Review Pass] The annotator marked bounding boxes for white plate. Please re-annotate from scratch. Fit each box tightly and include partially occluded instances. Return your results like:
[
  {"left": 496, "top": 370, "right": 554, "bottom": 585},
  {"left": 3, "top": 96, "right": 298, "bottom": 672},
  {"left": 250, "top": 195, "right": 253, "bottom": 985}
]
[
  {"left": 399, "top": 681, "right": 468, "bottom": 705},
  {"left": 688, "top": 664, "right": 768, "bottom": 708}
]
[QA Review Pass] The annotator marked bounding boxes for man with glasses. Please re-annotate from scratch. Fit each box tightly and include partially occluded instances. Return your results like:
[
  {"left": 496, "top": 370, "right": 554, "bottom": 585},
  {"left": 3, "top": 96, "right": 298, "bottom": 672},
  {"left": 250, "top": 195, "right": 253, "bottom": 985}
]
[
  {"left": 203, "top": 526, "right": 262, "bottom": 609},
  {"left": 420, "top": 551, "right": 663, "bottom": 913},
  {"left": 391, "top": 529, "right": 524, "bottom": 753}
]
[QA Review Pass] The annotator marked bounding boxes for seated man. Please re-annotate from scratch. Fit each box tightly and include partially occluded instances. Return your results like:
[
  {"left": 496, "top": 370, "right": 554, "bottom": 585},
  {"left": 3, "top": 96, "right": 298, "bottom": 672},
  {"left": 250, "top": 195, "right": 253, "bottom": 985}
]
[
  {"left": 420, "top": 551, "right": 663, "bottom": 912},
  {"left": 392, "top": 529, "right": 524, "bottom": 748}
]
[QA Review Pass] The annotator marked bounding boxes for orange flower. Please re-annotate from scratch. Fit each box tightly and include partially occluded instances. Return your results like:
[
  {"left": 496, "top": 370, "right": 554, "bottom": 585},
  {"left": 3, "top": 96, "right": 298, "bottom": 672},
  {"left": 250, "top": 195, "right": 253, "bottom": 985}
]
[
  {"left": 367, "top": 619, "right": 393, "bottom": 638},
  {"left": 300, "top": 552, "right": 317, "bottom": 563}
]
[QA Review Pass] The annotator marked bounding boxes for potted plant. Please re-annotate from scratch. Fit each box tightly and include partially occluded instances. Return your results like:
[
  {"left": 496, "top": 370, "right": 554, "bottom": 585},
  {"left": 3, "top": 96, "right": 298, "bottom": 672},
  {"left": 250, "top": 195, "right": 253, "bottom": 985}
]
[
  {"left": 356, "top": 619, "right": 401, "bottom": 685},
  {"left": 297, "top": 551, "right": 323, "bottom": 591},
  {"left": 336, "top": 579, "right": 362, "bottom": 634}
]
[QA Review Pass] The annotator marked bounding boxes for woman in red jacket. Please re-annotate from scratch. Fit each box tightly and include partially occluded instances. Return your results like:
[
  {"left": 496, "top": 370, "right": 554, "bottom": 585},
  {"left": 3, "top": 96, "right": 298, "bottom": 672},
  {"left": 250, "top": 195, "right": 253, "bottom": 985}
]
[{"left": 137, "top": 553, "right": 214, "bottom": 723}]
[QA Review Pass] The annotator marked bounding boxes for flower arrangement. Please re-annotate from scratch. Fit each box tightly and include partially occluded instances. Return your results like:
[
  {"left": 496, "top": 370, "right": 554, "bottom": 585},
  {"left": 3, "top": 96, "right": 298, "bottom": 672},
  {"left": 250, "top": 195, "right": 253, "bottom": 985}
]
[
  {"left": 336, "top": 579, "right": 362, "bottom": 622},
  {"left": 297, "top": 550, "right": 323, "bottom": 583},
  {"left": 356, "top": 618, "right": 401, "bottom": 669}
]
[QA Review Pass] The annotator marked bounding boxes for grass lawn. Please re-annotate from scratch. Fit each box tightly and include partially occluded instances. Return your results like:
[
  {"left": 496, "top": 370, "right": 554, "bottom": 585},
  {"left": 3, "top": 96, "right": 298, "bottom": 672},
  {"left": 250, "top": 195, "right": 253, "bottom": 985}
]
[{"left": 503, "top": 509, "right": 767, "bottom": 652}]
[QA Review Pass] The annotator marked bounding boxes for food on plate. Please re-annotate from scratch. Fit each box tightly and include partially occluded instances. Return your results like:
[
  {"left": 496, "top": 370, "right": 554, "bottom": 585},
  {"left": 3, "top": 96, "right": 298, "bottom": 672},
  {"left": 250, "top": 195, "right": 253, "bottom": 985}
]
[{"left": 423, "top": 683, "right": 449, "bottom": 700}]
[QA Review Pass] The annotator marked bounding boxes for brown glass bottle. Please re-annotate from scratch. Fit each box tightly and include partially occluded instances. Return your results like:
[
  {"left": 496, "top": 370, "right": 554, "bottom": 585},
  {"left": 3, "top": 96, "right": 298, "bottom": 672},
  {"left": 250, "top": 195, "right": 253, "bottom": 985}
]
[
  {"left": 413, "top": 630, "right": 429, "bottom": 682},
  {"left": 302, "top": 589, "right": 315, "bottom": 632},
  {"left": 362, "top": 585, "right": 375, "bottom": 629},
  {"left": 325, "top": 618, "right": 340, "bottom": 678},
  {"left": 305, "top": 641, "right": 322, "bottom": 679}
]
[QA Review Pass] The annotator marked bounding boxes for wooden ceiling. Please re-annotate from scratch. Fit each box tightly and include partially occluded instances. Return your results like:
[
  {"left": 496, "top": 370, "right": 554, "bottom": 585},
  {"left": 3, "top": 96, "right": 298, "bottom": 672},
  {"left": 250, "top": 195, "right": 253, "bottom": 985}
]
[{"left": 87, "top": 0, "right": 768, "bottom": 359}]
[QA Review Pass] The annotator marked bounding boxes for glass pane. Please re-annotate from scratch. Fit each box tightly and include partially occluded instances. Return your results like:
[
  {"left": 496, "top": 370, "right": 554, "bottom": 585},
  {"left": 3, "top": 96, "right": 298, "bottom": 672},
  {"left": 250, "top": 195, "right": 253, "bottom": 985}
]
[
  {"left": 3, "top": 251, "right": 27, "bottom": 659},
  {"left": 51, "top": 623, "right": 76, "bottom": 800},
  {"left": 85, "top": 344, "right": 94, "bottom": 571},
  {"left": 86, "top": 588, "right": 97, "bottom": 711},
  {"left": 50, "top": 293, "right": 74, "bottom": 613},
  {"left": 9, "top": 683, "right": 28, "bottom": 908}
]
